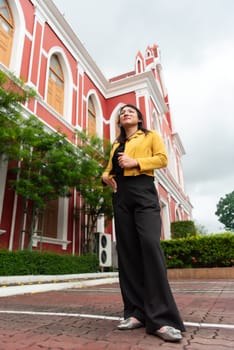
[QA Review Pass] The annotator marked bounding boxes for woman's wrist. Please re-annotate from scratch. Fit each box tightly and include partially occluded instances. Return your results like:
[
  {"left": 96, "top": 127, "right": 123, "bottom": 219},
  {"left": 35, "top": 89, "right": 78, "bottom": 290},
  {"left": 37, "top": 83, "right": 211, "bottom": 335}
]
[{"left": 134, "top": 159, "right": 139, "bottom": 168}]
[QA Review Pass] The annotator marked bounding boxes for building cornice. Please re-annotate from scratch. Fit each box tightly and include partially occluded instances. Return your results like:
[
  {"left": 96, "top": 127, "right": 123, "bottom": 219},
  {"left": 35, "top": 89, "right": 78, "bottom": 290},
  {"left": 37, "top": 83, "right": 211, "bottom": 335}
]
[
  {"left": 34, "top": 0, "right": 108, "bottom": 94},
  {"left": 31, "top": 1, "right": 169, "bottom": 108},
  {"left": 106, "top": 72, "right": 168, "bottom": 113}
]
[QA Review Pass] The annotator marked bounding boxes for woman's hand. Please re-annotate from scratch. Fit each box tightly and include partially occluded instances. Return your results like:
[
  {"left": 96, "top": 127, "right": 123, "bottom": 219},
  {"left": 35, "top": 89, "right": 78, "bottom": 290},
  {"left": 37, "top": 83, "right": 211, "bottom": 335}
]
[
  {"left": 118, "top": 152, "right": 138, "bottom": 169},
  {"left": 102, "top": 174, "right": 117, "bottom": 192}
]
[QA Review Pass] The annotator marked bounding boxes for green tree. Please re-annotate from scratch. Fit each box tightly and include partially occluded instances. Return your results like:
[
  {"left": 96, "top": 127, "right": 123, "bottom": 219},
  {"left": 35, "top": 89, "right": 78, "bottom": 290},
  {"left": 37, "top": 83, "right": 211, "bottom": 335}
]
[
  {"left": 215, "top": 191, "right": 234, "bottom": 231},
  {"left": 0, "top": 70, "right": 113, "bottom": 253},
  {"left": 11, "top": 116, "right": 82, "bottom": 250},
  {"left": 0, "top": 71, "right": 80, "bottom": 249},
  {"left": 0, "top": 71, "right": 35, "bottom": 158},
  {"left": 75, "top": 131, "right": 113, "bottom": 254}
]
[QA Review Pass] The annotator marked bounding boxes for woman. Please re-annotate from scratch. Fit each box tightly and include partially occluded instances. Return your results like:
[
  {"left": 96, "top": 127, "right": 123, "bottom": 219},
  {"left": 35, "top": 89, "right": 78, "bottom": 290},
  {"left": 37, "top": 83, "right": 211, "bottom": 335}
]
[{"left": 102, "top": 104, "right": 185, "bottom": 342}]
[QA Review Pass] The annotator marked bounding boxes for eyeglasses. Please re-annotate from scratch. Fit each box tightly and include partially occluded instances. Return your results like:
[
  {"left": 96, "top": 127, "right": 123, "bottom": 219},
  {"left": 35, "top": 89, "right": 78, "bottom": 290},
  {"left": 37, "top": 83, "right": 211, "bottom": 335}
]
[{"left": 119, "top": 108, "right": 137, "bottom": 117}]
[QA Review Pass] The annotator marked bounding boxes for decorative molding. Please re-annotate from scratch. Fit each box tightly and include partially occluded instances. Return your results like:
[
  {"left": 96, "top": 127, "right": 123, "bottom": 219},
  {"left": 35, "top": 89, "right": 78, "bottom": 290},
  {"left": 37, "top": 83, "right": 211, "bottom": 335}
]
[{"left": 32, "top": 235, "right": 71, "bottom": 250}]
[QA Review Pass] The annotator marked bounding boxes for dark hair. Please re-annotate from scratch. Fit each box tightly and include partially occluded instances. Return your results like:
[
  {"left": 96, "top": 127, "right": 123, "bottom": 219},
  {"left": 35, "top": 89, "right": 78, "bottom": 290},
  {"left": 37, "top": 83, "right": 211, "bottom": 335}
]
[{"left": 116, "top": 104, "right": 149, "bottom": 143}]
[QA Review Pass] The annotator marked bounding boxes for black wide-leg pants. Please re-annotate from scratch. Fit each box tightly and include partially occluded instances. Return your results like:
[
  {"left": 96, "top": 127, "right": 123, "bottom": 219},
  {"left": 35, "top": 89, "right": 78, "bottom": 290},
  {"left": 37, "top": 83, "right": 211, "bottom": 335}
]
[{"left": 112, "top": 175, "right": 185, "bottom": 333}]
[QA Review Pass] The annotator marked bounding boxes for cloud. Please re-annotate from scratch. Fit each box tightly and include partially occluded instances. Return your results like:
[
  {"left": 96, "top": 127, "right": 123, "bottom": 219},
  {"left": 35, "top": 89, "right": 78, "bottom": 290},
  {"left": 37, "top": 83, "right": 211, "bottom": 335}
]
[
  {"left": 153, "top": 38, "right": 234, "bottom": 233},
  {"left": 165, "top": 40, "right": 234, "bottom": 232},
  {"left": 166, "top": 40, "right": 234, "bottom": 182},
  {"left": 53, "top": 0, "right": 234, "bottom": 233}
]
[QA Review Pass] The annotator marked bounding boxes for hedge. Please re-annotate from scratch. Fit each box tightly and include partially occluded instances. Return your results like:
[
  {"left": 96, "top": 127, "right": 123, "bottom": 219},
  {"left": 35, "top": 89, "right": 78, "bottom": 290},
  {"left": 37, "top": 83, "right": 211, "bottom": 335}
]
[
  {"left": 1, "top": 233, "right": 233, "bottom": 275},
  {"left": 171, "top": 220, "right": 197, "bottom": 238},
  {"left": 161, "top": 232, "right": 234, "bottom": 268},
  {"left": 0, "top": 250, "right": 99, "bottom": 276}
]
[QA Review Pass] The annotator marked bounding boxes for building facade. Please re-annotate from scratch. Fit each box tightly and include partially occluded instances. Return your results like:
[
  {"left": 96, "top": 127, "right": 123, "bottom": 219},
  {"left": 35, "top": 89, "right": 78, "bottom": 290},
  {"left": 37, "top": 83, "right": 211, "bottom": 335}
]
[{"left": 0, "top": 0, "right": 192, "bottom": 254}]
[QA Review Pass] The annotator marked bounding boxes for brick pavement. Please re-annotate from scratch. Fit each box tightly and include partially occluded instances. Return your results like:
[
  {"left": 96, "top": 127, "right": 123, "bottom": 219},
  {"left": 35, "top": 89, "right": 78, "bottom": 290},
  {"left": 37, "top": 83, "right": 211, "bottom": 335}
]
[{"left": 0, "top": 279, "right": 234, "bottom": 349}]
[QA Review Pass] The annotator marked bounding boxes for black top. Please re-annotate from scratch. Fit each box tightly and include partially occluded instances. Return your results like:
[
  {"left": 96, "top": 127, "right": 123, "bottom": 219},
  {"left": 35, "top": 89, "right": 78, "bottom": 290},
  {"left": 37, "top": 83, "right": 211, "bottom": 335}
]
[{"left": 111, "top": 142, "right": 125, "bottom": 177}]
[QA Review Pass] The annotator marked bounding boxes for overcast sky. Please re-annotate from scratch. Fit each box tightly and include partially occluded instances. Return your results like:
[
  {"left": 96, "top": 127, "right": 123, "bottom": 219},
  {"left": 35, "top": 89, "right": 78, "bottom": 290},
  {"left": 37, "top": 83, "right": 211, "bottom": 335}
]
[{"left": 53, "top": 0, "right": 234, "bottom": 233}]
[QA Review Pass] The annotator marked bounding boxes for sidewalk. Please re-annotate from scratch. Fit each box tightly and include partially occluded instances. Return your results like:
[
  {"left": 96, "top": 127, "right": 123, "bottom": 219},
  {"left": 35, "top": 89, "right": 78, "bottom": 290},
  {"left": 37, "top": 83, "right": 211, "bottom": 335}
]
[
  {"left": 0, "top": 274, "right": 234, "bottom": 349},
  {"left": 0, "top": 272, "right": 119, "bottom": 297}
]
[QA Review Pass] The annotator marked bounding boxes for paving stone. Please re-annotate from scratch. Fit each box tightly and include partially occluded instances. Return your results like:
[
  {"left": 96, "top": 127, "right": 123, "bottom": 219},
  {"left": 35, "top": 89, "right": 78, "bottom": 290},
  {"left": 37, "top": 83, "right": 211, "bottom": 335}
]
[{"left": 0, "top": 280, "right": 234, "bottom": 349}]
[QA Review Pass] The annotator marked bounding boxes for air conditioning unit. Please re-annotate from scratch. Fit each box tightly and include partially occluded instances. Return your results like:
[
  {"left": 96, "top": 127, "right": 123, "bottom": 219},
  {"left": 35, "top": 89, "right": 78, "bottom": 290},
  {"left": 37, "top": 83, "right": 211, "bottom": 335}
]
[{"left": 99, "top": 233, "right": 112, "bottom": 267}]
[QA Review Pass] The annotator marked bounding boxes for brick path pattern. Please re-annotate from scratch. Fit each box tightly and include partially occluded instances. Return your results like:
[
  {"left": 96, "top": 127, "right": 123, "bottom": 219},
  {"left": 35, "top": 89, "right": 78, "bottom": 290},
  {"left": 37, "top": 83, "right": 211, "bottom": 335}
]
[{"left": 0, "top": 280, "right": 233, "bottom": 350}]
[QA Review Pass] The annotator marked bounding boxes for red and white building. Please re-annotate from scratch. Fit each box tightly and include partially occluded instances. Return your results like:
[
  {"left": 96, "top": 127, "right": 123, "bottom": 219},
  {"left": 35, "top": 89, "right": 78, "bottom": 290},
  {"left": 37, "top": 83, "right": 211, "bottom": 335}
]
[{"left": 0, "top": 0, "right": 192, "bottom": 255}]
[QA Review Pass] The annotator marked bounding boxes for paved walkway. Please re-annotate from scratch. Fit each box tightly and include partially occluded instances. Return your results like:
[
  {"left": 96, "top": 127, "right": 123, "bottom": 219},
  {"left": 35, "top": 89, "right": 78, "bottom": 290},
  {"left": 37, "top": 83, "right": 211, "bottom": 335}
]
[{"left": 0, "top": 274, "right": 234, "bottom": 349}]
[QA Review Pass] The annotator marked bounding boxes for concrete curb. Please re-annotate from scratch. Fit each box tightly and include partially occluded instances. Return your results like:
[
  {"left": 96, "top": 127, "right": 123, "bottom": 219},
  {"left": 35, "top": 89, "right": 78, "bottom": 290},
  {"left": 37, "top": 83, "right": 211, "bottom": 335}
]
[
  {"left": 0, "top": 272, "right": 119, "bottom": 297},
  {"left": 0, "top": 272, "right": 118, "bottom": 285}
]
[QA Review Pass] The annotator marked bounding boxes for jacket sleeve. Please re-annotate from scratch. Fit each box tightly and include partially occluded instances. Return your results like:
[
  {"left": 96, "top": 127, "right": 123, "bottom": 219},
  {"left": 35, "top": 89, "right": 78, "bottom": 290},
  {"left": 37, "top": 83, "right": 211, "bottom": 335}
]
[
  {"left": 137, "top": 131, "right": 168, "bottom": 171},
  {"left": 102, "top": 143, "right": 117, "bottom": 178}
]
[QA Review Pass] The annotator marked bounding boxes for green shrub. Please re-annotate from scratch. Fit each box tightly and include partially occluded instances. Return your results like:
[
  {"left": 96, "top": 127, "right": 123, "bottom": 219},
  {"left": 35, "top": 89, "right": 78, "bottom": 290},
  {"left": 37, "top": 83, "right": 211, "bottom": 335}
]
[
  {"left": 1, "top": 233, "right": 233, "bottom": 274},
  {"left": 161, "top": 232, "right": 234, "bottom": 268},
  {"left": 0, "top": 250, "right": 99, "bottom": 276},
  {"left": 171, "top": 220, "right": 197, "bottom": 239}
]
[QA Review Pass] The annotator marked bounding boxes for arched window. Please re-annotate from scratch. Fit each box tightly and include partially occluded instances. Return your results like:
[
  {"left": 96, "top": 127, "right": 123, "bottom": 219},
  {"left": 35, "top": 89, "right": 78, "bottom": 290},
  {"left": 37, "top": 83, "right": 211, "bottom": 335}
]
[
  {"left": 88, "top": 96, "right": 96, "bottom": 136},
  {"left": 152, "top": 111, "right": 161, "bottom": 133},
  {"left": 146, "top": 50, "right": 151, "bottom": 57},
  {"left": 115, "top": 116, "right": 120, "bottom": 139},
  {"left": 109, "top": 105, "right": 122, "bottom": 143},
  {"left": 0, "top": 0, "right": 14, "bottom": 67},
  {"left": 47, "top": 54, "right": 64, "bottom": 115},
  {"left": 160, "top": 200, "right": 170, "bottom": 240},
  {"left": 175, "top": 207, "right": 181, "bottom": 221},
  {"left": 136, "top": 59, "right": 142, "bottom": 73}
]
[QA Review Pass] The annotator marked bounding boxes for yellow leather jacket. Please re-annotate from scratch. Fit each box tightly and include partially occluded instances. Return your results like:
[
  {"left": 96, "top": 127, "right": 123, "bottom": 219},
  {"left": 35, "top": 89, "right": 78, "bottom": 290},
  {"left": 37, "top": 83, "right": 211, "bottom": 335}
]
[{"left": 103, "top": 130, "right": 168, "bottom": 178}]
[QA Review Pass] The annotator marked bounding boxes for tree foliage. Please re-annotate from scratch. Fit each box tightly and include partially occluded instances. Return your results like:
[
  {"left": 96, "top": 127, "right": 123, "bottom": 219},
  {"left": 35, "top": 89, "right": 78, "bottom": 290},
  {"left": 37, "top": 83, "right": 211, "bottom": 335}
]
[
  {"left": 215, "top": 191, "right": 234, "bottom": 231},
  {"left": 0, "top": 71, "right": 36, "bottom": 157},
  {"left": 0, "top": 70, "right": 113, "bottom": 252},
  {"left": 75, "top": 131, "right": 113, "bottom": 253},
  {"left": 10, "top": 116, "right": 80, "bottom": 208}
]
